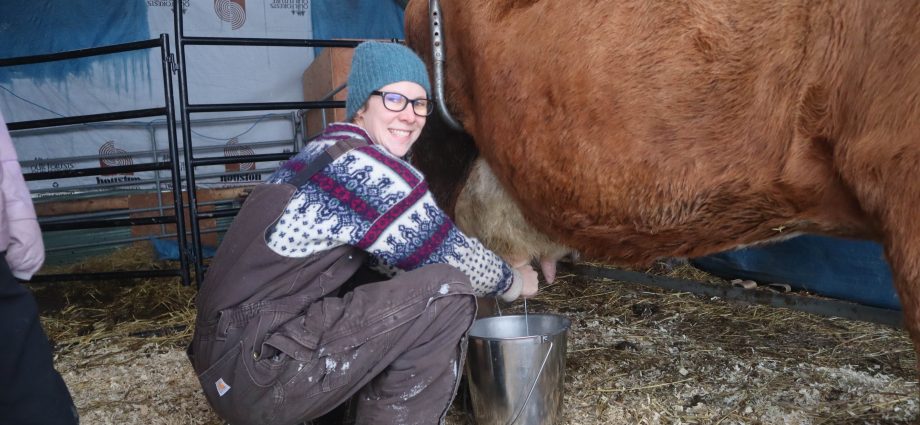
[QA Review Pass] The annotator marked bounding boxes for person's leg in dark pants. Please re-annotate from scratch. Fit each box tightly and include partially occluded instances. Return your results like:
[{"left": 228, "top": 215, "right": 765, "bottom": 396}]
[
  {"left": 308, "top": 265, "right": 391, "bottom": 425},
  {"left": 354, "top": 292, "right": 476, "bottom": 424},
  {"left": 276, "top": 264, "right": 475, "bottom": 425},
  {"left": 0, "top": 255, "right": 78, "bottom": 425}
]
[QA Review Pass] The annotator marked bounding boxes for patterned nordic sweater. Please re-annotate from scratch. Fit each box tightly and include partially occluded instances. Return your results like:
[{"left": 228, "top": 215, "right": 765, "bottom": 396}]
[{"left": 265, "top": 123, "right": 516, "bottom": 298}]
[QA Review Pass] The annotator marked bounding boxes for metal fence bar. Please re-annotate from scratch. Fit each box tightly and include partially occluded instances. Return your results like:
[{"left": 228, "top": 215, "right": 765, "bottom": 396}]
[
  {"left": 187, "top": 100, "right": 344, "bottom": 113},
  {"left": 7, "top": 108, "right": 167, "bottom": 131},
  {"left": 23, "top": 161, "right": 173, "bottom": 181},
  {"left": 192, "top": 152, "right": 291, "bottom": 167},
  {"left": 181, "top": 36, "right": 363, "bottom": 48},
  {"left": 0, "top": 39, "right": 161, "bottom": 67},
  {"left": 45, "top": 225, "right": 229, "bottom": 254},
  {"left": 38, "top": 197, "right": 236, "bottom": 224},
  {"left": 40, "top": 215, "right": 178, "bottom": 231},
  {"left": 17, "top": 133, "right": 294, "bottom": 167},
  {"left": 29, "top": 269, "right": 183, "bottom": 284}
]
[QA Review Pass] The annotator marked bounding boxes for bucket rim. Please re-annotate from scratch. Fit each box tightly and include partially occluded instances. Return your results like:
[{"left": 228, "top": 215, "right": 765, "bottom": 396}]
[{"left": 468, "top": 313, "right": 571, "bottom": 340}]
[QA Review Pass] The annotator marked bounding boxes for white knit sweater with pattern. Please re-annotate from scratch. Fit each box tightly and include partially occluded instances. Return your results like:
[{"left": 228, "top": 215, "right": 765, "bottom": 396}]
[{"left": 263, "top": 123, "right": 517, "bottom": 298}]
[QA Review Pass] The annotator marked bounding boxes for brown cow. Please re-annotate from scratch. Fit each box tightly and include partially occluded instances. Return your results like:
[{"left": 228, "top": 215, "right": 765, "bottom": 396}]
[{"left": 404, "top": 0, "right": 920, "bottom": 361}]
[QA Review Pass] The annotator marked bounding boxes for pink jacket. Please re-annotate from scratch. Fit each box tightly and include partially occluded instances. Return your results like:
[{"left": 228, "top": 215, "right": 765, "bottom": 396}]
[{"left": 0, "top": 112, "right": 44, "bottom": 280}]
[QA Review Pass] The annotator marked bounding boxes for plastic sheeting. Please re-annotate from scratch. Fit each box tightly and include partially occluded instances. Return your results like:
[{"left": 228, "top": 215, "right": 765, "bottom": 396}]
[
  {"left": 0, "top": 0, "right": 314, "bottom": 193},
  {"left": 692, "top": 235, "right": 900, "bottom": 310}
]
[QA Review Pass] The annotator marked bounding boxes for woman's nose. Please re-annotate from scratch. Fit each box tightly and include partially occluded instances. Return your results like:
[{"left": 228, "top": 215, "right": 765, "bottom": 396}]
[{"left": 398, "top": 106, "right": 417, "bottom": 122}]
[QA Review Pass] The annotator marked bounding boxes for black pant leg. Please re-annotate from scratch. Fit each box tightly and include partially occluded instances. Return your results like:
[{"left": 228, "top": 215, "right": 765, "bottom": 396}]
[{"left": 0, "top": 254, "right": 78, "bottom": 425}]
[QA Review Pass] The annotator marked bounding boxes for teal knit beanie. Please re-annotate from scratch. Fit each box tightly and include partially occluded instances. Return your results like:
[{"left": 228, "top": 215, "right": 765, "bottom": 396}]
[{"left": 346, "top": 41, "right": 432, "bottom": 121}]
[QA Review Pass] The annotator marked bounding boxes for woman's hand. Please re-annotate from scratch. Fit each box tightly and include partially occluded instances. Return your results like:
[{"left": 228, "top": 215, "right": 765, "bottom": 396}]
[{"left": 513, "top": 262, "right": 539, "bottom": 298}]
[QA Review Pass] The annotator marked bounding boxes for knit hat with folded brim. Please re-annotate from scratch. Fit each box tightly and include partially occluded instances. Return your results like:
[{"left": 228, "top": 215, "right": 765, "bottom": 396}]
[{"left": 345, "top": 41, "right": 432, "bottom": 121}]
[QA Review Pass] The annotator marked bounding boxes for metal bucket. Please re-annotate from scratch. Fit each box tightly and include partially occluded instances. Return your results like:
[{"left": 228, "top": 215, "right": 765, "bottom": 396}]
[{"left": 465, "top": 314, "right": 571, "bottom": 425}]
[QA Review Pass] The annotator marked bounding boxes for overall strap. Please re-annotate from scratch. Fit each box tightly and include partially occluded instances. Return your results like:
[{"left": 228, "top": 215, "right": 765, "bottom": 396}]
[{"left": 288, "top": 138, "right": 369, "bottom": 187}]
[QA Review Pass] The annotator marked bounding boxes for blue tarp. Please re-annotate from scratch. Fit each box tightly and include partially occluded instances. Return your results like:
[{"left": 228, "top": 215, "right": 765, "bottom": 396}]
[
  {"left": 310, "top": 0, "right": 405, "bottom": 56},
  {"left": 150, "top": 237, "right": 216, "bottom": 261},
  {"left": 0, "top": 0, "right": 149, "bottom": 84},
  {"left": 692, "top": 235, "right": 900, "bottom": 310}
]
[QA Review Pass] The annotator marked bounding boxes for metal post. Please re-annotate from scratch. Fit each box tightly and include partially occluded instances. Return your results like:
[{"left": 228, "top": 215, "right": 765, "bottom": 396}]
[
  {"left": 159, "top": 33, "right": 191, "bottom": 285},
  {"left": 172, "top": 2, "right": 205, "bottom": 285}
]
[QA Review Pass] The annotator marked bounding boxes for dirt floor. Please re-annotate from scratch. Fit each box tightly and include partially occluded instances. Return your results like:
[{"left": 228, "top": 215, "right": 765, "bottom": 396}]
[{"left": 33, "top": 247, "right": 919, "bottom": 424}]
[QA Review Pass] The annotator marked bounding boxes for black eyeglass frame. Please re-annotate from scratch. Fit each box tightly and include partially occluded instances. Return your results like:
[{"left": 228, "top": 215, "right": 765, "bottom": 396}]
[{"left": 370, "top": 91, "right": 434, "bottom": 117}]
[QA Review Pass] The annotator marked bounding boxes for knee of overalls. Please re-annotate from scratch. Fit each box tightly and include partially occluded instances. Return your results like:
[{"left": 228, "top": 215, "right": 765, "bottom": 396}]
[
  {"left": 411, "top": 263, "right": 474, "bottom": 293},
  {"left": 406, "top": 264, "right": 477, "bottom": 321}
]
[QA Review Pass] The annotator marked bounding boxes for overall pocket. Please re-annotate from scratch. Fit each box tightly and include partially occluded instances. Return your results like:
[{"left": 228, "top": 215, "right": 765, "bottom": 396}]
[
  {"left": 249, "top": 315, "right": 321, "bottom": 387},
  {"left": 257, "top": 306, "right": 353, "bottom": 397},
  {"left": 198, "top": 341, "right": 282, "bottom": 424}
]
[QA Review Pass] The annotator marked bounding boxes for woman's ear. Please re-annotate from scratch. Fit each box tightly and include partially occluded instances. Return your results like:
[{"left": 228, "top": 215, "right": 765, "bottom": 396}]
[{"left": 352, "top": 105, "right": 367, "bottom": 125}]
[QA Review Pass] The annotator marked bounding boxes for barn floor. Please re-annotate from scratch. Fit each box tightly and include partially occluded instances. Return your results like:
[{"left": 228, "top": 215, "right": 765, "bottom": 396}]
[{"left": 34, "top": 247, "right": 919, "bottom": 424}]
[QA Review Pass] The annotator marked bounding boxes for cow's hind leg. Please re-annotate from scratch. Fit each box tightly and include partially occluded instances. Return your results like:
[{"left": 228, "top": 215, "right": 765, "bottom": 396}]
[
  {"left": 839, "top": 136, "right": 920, "bottom": 368},
  {"left": 887, "top": 211, "right": 920, "bottom": 369},
  {"left": 883, "top": 201, "right": 920, "bottom": 368}
]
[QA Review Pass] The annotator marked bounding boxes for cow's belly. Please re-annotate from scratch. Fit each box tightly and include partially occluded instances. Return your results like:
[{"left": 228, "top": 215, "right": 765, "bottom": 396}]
[{"left": 456, "top": 153, "right": 873, "bottom": 267}]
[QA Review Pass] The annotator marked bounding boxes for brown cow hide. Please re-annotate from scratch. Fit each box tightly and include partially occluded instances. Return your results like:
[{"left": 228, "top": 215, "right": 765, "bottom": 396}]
[
  {"left": 405, "top": 0, "right": 913, "bottom": 263},
  {"left": 405, "top": 0, "right": 920, "bottom": 363}
]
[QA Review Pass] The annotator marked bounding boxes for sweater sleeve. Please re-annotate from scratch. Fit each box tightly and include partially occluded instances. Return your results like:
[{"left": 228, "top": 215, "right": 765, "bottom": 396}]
[{"left": 358, "top": 187, "right": 516, "bottom": 297}]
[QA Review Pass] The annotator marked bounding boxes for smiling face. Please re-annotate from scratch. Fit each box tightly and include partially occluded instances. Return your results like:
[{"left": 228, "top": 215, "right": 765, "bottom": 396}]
[{"left": 352, "top": 81, "right": 428, "bottom": 158}]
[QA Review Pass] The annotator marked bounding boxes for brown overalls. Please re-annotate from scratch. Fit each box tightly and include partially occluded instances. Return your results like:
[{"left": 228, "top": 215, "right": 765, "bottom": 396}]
[{"left": 188, "top": 141, "right": 477, "bottom": 425}]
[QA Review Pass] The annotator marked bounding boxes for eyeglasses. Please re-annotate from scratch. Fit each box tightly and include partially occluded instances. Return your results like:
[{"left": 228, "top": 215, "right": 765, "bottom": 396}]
[{"left": 370, "top": 91, "right": 434, "bottom": 117}]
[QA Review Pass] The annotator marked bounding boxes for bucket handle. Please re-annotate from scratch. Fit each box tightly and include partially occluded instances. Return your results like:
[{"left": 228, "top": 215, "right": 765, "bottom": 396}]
[{"left": 507, "top": 338, "right": 553, "bottom": 425}]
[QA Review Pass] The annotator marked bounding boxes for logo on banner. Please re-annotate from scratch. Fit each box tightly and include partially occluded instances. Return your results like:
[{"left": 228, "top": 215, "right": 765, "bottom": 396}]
[
  {"left": 30, "top": 157, "right": 75, "bottom": 174},
  {"left": 222, "top": 138, "right": 261, "bottom": 182},
  {"left": 97, "top": 140, "right": 142, "bottom": 186},
  {"left": 146, "top": 0, "right": 189, "bottom": 10},
  {"left": 270, "top": 0, "right": 309, "bottom": 16},
  {"left": 30, "top": 157, "right": 76, "bottom": 191},
  {"left": 99, "top": 140, "right": 134, "bottom": 176},
  {"left": 215, "top": 0, "right": 246, "bottom": 30}
]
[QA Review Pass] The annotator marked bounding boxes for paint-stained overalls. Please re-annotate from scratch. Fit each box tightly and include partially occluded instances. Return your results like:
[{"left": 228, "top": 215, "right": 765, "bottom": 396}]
[{"left": 188, "top": 139, "right": 477, "bottom": 425}]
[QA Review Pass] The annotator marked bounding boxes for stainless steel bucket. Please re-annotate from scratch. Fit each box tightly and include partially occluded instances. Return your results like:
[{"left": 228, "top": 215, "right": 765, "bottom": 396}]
[{"left": 465, "top": 314, "right": 571, "bottom": 425}]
